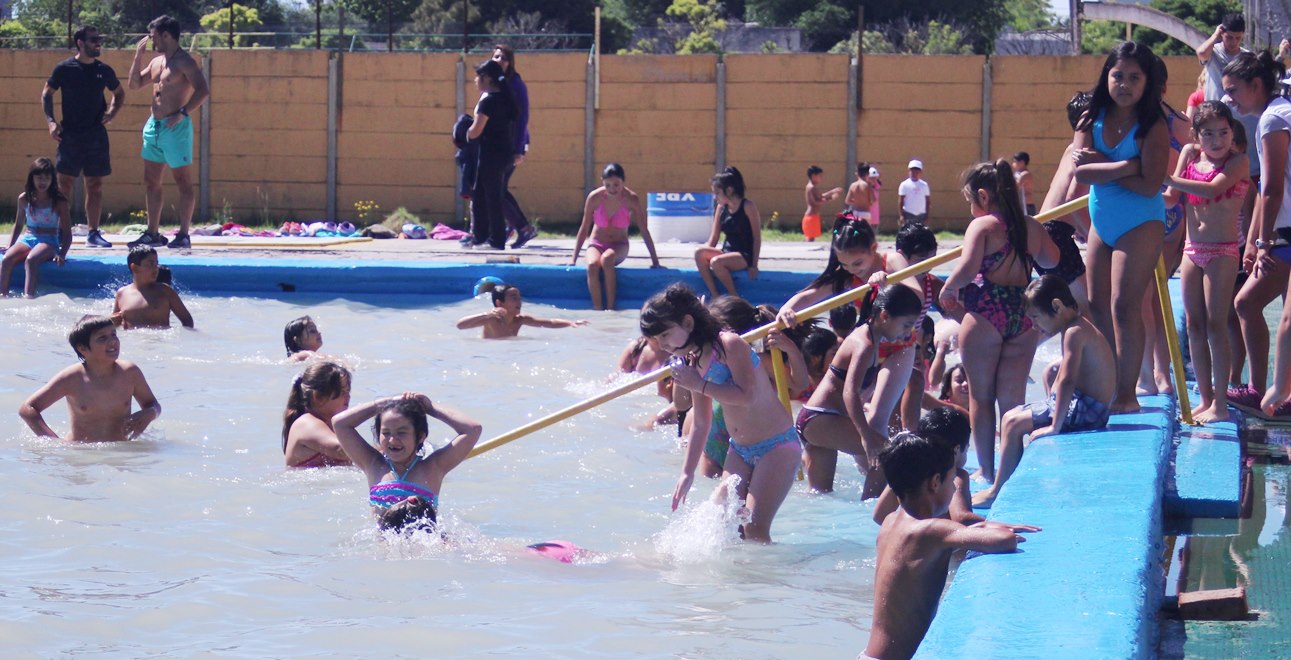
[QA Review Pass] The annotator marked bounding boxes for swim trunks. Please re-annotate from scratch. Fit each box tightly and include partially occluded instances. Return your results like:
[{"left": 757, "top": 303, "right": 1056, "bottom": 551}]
[
  {"left": 802, "top": 212, "right": 822, "bottom": 240},
  {"left": 1022, "top": 388, "right": 1111, "bottom": 433},
  {"left": 141, "top": 114, "right": 193, "bottom": 169}
]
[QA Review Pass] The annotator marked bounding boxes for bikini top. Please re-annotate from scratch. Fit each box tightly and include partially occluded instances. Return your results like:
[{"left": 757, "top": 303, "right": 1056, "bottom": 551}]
[
  {"left": 369, "top": 455, "right": 439, "bottom": 510},
  {"left": 702, "top": 344, "right": 761, "bottom": 385},
  {"left": 827, "top": 326, "right": 880, "bottom": 390},
  {"left": 293, "top": 452, "right": 348, "bottom": 469},
  {"left": 1182, "top": 154, "right": 1250, "bottom": 206},
  {"left": 25, "top": 203, "right": 59, "bottom": 234},
  {"left": 593, "top": 200, "right": 631, "bottom": 229}
]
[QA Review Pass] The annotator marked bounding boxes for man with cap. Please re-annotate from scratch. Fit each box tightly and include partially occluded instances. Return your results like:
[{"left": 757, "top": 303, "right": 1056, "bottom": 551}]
[{"left": 898, "top": 159, "right": 931, "bottom": 226}]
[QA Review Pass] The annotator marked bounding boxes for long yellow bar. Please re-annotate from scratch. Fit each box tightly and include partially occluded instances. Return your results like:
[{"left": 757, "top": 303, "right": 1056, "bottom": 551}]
[{"left": 1155, "top": 255, "right": 1194, "bottom": 425}]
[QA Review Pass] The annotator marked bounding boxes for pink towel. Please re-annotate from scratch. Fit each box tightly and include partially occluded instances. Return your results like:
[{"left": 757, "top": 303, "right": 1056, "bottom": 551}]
[{"left": 430, "top": 223, "right": 470, "bottom": 241}]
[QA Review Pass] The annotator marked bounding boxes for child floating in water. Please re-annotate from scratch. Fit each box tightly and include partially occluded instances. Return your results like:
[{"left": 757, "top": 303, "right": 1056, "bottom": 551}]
[
  {"left": 973, "top": 275, "right": 1115, "bottom": 507},
  {"left": 333, "top": 392, "right": 482, "bottom": 532},
  {"left": 865, "top": 433, "right": 1038, "bottom": 660},
  {"left": 455, "top": 282, "right": 588, "bottom": 339},
  {"left": 1, "top": 157, "right": 71, "bottom": 298},
  {"left": 112, "top": 245, "right": 194, "bottom": 329},
  {"left": 19, "top": 315, "right": 161, "bottom": 442},
  {"left": 283, "top": 361, "right": 353, "bottom": 468},
  {"left": 284, "top": 315, "right": 325, "bottom": 362}
]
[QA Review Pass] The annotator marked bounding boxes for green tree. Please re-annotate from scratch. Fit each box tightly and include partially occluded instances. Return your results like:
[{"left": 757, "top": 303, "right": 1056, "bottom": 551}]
[
  {"left": 1132, "top": 0, "right": 1241, "bottom": 55},
  {"left": 1080, "top": 20, "right": 1125, "bottom": 55},
  {"left": 794, "top": 1, "right": 852, "bottom": 51},
  {"left": 1005, "top": 0, "right": 1056, "bottom": 31},
  {"left": 342, "top": 0, "right": 421, "bottom": 29},
  {"left": 199, "top": 5, "right": 264, "bottom": 47},
  {"left": 667, "top": 0, "right": 725, "bottom": 54}
]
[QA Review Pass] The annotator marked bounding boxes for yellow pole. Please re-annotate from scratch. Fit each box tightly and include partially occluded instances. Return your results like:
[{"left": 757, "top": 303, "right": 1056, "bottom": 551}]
[
  {"left": 1154, "top": 255, "right": 1194, "bottom": 425},
  {"left": 467, "top": 196, "right": 1092, "bottom": 459}
]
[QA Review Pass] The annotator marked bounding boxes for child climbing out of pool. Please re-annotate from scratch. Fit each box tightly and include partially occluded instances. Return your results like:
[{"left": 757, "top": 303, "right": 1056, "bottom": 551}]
[
  {"left": 284, "top": 315, "right": 326, "bottom": 362},
  {"left": 282, "top": 360, "right": 353, "bottom": 468},
  {"left": 872, "top": 407, "right": 982, "bottom": 526},
  {"left": 1, "top": 158, "right": 71, "bottom": 298},
  {"left": 1166, "top": 100, "right": 1249, "bottom": 423},
  {"left": 802, "top": 165, "right": 843, "bottom": 242},
  {"left": 695, "top": 166, "right": 761, "bottom": 298},
  {"left": 19, "top": 315, "right": 161, "bottom": 442},
  {"left": 864, "top": 433, "right": 1038, "bottom": 660},
  {"left": 972, "top": 275, "right": 1115, "bottom": 507},
  {"left": 333, "top": 392, "right": 482, "bottom": 532},
  {"left": 112, "top": 246, "right": 194, "bottom": 329},
  {"left": 640, "top": 283, "right": 799, "bottom": 543},
  {"left": 455, "top": 282, "right": 588, "bottom": 339}
]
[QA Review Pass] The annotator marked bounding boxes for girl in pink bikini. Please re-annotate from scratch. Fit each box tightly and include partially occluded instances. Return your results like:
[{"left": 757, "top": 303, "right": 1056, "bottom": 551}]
[
  {"left": 1166, "top": 101, "right": 1250, "bottom": 423},
  {"left": 282, "top": 360, "right": 353, "bottom": 469},
  {"left": 570, "top": 163, "right": 662, "bottom": 310}
]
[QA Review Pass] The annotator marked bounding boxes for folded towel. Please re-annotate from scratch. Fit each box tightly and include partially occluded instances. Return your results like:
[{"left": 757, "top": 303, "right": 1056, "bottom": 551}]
[{"left": 430, "top": 223, "right": 470, "bottom": 241}]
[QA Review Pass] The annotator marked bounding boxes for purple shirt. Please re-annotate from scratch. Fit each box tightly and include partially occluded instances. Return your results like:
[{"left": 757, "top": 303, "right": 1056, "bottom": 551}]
[{"left": 507, "top": 71, "right": 530, "bottom": 156}]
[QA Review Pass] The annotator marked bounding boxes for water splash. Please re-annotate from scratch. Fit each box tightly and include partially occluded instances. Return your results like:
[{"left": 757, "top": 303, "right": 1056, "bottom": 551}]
[{"left": 653, "top": 474, "right": 747, "bottom": 564}]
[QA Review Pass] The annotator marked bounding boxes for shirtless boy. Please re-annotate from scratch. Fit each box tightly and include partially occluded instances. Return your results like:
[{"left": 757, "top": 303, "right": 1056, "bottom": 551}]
[
  {"left": 802, "top": 165, "right": 843, "bottom": 241},
  {"left": 872, "top": 408, "right": 982, "bottom": 526},
  {"left": 845, "top": 163, "right": 877, "bottom": 224},
  {"left": 19, "top": 315, "right": 161, "bottom": 442},
  {"left": 865, "top": 433, "right": 1037, "bottom": 660},
  {"left": 455, "top": 283, "right": 587, "bottom": 338},
  {"left": 126, "top": 15, "right": 210, "bottom": 250},
  {"left": 113, "top": 245, "right": 194, "bottom": 329},
  {"left": 973, "top": 274, "right": 1115, "bottom": 507}
]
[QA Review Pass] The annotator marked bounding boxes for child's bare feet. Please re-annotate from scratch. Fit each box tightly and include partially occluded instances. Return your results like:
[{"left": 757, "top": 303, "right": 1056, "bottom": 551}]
[
  {"left": 971, "top": 487, "right": 997, "bottom": 508},
  {"left": 1194, "top": 404, "right": 1230, "bottom": 424},
  {"left": 1110, "top": 395, "right": 1141, "bottom": 414}
]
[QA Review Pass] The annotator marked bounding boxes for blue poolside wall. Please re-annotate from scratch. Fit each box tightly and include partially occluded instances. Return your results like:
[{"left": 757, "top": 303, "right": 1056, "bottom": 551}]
[
  {"left": 1164, "top": 391, "right": 1242, "bottom": 519},
  {"left": 31, "top": 255, "right": 815, "bottom": 308}
]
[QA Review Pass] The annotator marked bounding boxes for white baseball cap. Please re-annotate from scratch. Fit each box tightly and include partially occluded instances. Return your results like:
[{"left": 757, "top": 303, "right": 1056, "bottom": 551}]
[
  {"left": 908, "top": 159, "right": 923, "bottom": 170},
  {"left": 868, "top": 167, "right": 880, "bottom": 177}
]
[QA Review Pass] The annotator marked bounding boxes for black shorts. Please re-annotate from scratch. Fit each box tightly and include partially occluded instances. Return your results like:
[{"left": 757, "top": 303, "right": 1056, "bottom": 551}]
[{"left": 56, "top": 126, "right": 111, "bottom": 178}]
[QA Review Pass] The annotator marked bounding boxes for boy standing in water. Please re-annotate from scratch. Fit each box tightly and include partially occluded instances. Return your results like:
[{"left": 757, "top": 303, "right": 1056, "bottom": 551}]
[
  {"left": 802, "top": 165, "right": 842, "bottom": 241},
  {"left": 865, "top": 433, "right": 1037, "bottom": 660},
  {"left": 113, "top": 245, "right": 194, "bottom": 329},
  {"left": 455, "top": 283, "right": 587, "bottom": 338},
  {"left": 19, "top": 315, "right": 161, "bottom": 442},
  {"left": 973, "top": 275, "right": 1115, "bottom": 507}
]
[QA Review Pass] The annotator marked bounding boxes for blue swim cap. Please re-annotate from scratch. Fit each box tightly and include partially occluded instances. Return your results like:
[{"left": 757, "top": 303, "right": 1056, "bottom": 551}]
[{"left": 473, "top": 276, "right": 505, "bottom": 297}]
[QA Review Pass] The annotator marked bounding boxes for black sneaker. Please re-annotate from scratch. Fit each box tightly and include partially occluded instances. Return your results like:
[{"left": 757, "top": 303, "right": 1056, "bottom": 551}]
[
  {"left": 511, "top": 226, "right": 537, "bottom": 249},
  {"left": 85, "top": 229, "right": 113, "bottom": 248},
  {"left": 127, "top": 231, "right": 168, "bottom": 248},
  {"left": 167, "top": 232, "right": 191, "bottom": 249}
]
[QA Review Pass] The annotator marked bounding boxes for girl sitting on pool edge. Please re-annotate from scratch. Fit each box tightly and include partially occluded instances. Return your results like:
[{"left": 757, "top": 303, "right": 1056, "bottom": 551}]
[
  {"left": 456, "top": 282, "right": 588, "bottom": 338},
  {"left": 333, "top": 392, "right": 482, "bottom": 532}
]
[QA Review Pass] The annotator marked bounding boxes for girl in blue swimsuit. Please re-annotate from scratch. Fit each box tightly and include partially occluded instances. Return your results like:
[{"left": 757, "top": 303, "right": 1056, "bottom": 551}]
[
  {"left": 1, "top": 158, "right": 71, "bottom": 298},
  {"left": 333, "top": 393, "right": 482, "bottom": 533},
  {"left": 641, "top": 283, "right": 798, "bottom": 543},
  {"left": 1072, "top": 41, "right": 1170, "bottom": 413}
]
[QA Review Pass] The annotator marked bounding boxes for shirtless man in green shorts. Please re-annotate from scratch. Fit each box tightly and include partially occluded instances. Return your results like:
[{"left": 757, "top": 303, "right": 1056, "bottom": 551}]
[{"left": 127, "top": 15, "right": 209, "bottom": 250}]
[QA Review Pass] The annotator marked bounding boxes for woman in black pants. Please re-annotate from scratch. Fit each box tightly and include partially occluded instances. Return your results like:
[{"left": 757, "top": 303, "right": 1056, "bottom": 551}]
[{"left": 465, "top": 60, "right": 515, "bottom": 250}]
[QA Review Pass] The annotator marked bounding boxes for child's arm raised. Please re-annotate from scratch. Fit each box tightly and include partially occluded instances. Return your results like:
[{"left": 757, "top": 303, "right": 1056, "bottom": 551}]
[
  {"left": 766, "top": 328, "right": 811, "bottom": 396},
  {"left": 421, "top": 397, "right": 484, "bottom": 477},
  {"left": 519, "top": 314, "right": 589, "bottom": 329},
  {"left": 18, "top": 368, "right": 75, "bottom": 439},
  {"left": 1169, "top": 147, "right": 1250, "bottom": 199},
  {"left": 166, "top": 285, "right": 195, "bottom": 329},
  {"left": 332, "top": 398, "right": 397, "bottom": 481},
  {"left": 123, "top": 362, "right": 161, "bottom": 440},
  {"left": 456, "top": 307, "right": 505, "bottom": 330}
]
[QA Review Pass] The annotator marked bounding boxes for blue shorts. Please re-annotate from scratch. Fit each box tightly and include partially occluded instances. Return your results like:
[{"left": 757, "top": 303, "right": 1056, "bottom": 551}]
[
  {"left": 19, "top": 233, "right": 59, "bottom": 250},
  {"left": 729, "top": 427, "right": 800, "bottom": 467},
  {"left": 1023, "top": 389, "right": 1111, "bottom": 433},
  {"left": 141, "top": 115, "right": 193, "bottom": 169}
]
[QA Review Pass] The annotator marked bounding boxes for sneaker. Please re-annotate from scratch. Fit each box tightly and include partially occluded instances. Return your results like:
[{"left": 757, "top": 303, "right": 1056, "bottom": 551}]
[
  {"left": 511, "top": 225, "right": 538, "bottom": 249},
  {"left": 167, "top": 233, "right": 191, "bottom": 249},
  {"left": 85, "top": 229, "right": 113, "bottom": 248},
  {"left": 480, "top": 243, "right": 506, "bottom": 251},
  {"left": 459, "top": 235, "right": 476, "bottom": 247},
  {"left": 127, "top": 231, "right": 168, "bottom": 248},
  {"left": 1227, "top": 384, "right": 1262, "bottom": 410}
]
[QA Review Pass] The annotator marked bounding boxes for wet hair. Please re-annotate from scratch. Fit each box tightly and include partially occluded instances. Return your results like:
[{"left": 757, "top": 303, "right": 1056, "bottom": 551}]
[
  {"left": 918, "top": 407, "right": 971, "bottom": 454},
  {"left": 373, "top": 397, "right": 431, "bottom": 452},
  {"left": 802, "top": 325, "right": 838, "bottom": 366},
  {"left": 1223, "top": 51, "right": 1286, "bottom": 103},
  {"left": 148, "top": 15, "right": 181, "bottom": 40},
  {"left": 857, "top": 284, "right": 923, "bottom": 328},
  {"left": 895, "top": 222, "right": 936, "bottom": 259},
  {"left": 962, "top": 159, "right": 1031, "bottom": 272},
  {"left": 68, "top": 315, "right": 114, "bottom": 361},
  {"left": 712, "top": 166, "right": 746, "bottom": 198},
  {"left": 490, "top": 283, "right": 519, "bottom": 306},
  {"left": 602, "top": 162, "right": 626, "bottom": 180},
  {"left": 1077, "top": 41, "right": 1164, "bottom": 135},
  {"left": 1066, "top": 90, "right": 1093, "bottom": 131},
  {"left": 1191, "top": 100, "right": 1248, "bottom": 152},
  {"left": 493, "top": 43, "right": 517, "bottom": 74},
  {"left": 1012, "top": 151, "right": 1030, "bottom": 165},
  {"left": 73, "top": 25, "right": 98, "bottom": 50},
  {"left": 282, "top": 361, "right": 351, "bottom": 451},
  {"left": 1024, "top": 273, "right": 1077, "bottom": 315},
  {"left": 1222, "top": 13, "right": 1245, "bottom": 33},
  {"left": 378, "top": 497, "right": 436, "bottom": 532},
  {"left": 808, "top": 214, "right": 878, "bottom": 292},
  {"left": 807, "top": 165, "right": 823, "bottom": 178},
  {"left": 24, "top": 158, "right": 64, "bottom": 204},
  {"left": 127, "top": 244, "right": 157, "bottom": 268},
  {"left": 283, "top": 315, "right": 316, "bottom": 356},
  {"left": 640, "top": 283, "right": 724, "bottom": 356},
  {"left": 829, "top": 304, "right": 858, "bottom": 338},
  {"left": 708, "top": 295, "right": 771, "bottom": 334},
  {"left": 880, "top": 432, "right": 955, "bottom": 501},
  {"left": 939, "top": 363, "right": 967, "bottom": 402}
]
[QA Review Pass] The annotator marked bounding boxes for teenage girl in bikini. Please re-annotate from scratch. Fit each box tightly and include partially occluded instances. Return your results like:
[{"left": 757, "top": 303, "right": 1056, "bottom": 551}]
[
  {"left": 570, "top": 162, "right": 662, "bottom": 311},
  {"left": 333, "top": 392, "right": 482, "bottom": 532},
  {"left": 795, "top": 285, "right": 922, "bottom": 495},
  {"left": 282, "top": 360, "right": 353, "bottom": 468},
  {"left": 641, "top": 283, "right": 799, "bottom": 543},
  {"left": 1166, "top": 101, "right": 1250, "bottom": 422},
  {"left": 940, "top": 160, "right": 1058, "bottom": 483}
]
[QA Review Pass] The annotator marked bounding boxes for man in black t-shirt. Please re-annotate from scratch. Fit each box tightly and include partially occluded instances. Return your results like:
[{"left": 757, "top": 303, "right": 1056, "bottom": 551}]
[{"left": 42, "top": 25, "right": 124, "bottom": 248}]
